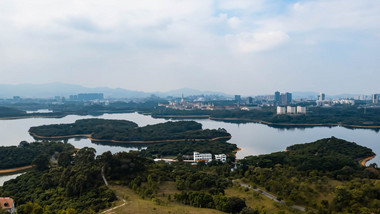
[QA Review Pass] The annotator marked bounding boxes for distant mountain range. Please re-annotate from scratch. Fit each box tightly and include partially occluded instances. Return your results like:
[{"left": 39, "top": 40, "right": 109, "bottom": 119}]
[
  {"left": 0, "top": 83, "right": 231, "bottom": 99},
  {"left": 0, "top": 83, "right": 365, "bottom": 99}
]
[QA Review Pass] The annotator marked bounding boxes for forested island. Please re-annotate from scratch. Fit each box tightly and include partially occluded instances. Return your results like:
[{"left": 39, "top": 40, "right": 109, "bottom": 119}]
[
  {"left": 29, "top": 119, "right": 231, "bottom": 143},
  {"left": 0, "top": 137, "right": 379, "bottom": 213}
]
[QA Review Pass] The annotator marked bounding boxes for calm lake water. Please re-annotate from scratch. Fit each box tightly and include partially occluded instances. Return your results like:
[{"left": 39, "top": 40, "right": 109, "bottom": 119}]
[{"left": 0, "top": 112, "right": 379, "bottom": 185}]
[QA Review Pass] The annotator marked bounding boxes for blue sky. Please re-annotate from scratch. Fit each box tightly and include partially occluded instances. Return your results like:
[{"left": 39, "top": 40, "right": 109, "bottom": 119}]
[{"left": 0, "top": 0, "right": 379, "bottom": 95}]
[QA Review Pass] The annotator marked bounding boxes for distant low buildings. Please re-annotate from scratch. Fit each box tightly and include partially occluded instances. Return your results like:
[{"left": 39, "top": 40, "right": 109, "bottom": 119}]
[
  {"left": 277, "top": 106, "right": 286, "bottom": 114},
  {"left": 277, "top": 106, "right": 306, "bottom": 115},
  {"left": 297, "top": 106, "right": 307, "bottom": 114},
  {"left": 194, "top": 152, "right": 212, "bottom": 163},
  {"left": 287, "top": 106, "right": 296, "bottom": 114},
  {"left": 215, "top": 154, "right": 227, "bottom": 163},
  {"left": 70, "top": 93, "right": 104, "bottom": 101},
  {"left": 0, "top": 197, "right": 15, "bottom": 214}
]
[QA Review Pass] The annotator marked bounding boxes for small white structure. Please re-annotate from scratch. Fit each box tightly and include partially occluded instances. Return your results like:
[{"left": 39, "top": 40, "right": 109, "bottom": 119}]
[
  {"left": 0, "top": 197, "right": 15, "bottom": 214},
  {"left": 277, "top": 106, "right": 286, "bottom": 114},
  {"left": 215, "top": 154, "right": 227, "bottom": 163},
  {"left": 287, "top": 106, "right": 296, "bottom": 114},
  {"left": 296, "top": 106, "right": 306, "bottom": 114},
  {"left": 194, "top": 152, "right": 212, "bottom": 163}
]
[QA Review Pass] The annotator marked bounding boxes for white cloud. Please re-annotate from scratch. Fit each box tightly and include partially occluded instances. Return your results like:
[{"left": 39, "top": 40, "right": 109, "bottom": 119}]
[
  {"left": 226, "top": 31, "right": 290, "bottom": 53},
  {"left": 256, "top": 0, "right": 380, "bottom": 33},
  {"left": 0, "top": 0, "right": 379, "bottom": 94},
  {"left": 227, "top": 17, "right": 241, "bottom": 29}
]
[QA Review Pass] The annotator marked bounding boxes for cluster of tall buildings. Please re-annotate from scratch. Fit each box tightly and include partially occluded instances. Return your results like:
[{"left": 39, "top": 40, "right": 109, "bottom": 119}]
[
  {"left": 317, "top": 93, "right": 326, "bottom": 101},
  {"left": 274, "top": 91, "right": 292, "bottom": 106}
]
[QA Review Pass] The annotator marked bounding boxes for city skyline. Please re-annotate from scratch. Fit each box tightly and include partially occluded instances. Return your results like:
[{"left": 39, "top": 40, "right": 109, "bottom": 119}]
[{"left": 0, "top": 0, "right": 379, "bottom": 95}]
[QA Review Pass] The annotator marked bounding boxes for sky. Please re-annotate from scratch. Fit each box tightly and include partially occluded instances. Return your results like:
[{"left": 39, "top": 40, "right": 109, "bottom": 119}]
[{"left": 0, "top": 0, "right": 379, "bottom": 95}]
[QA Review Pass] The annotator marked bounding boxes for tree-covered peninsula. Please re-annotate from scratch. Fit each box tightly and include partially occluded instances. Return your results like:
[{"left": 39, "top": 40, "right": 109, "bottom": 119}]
[
  {"left": 29, "top": 119, "right": 231, "bottom": 142},
  {"left": 0, "top": 141, "right": 75, "bottom": 170}
]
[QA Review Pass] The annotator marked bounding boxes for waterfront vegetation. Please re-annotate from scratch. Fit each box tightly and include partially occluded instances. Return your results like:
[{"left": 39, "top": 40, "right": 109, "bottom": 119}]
[
  {"left": 0, "top": 106, "right": 26, "bottom": 117},
  {"left": 0, "top": 141, "right": 75, "bottom": 170},
  {"left": 150, "top": 106, "right": 380, "bottom": 128},
  {"left": 29, "top": 119, "right": 231, "bottom": 142},
  {"left": 141, "top": 140, "right": 237, "bottom": 158}
]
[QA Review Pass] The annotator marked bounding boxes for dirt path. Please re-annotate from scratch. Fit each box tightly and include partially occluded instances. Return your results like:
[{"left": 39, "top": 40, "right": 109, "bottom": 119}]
[
  {"left": 360, "top": 155, "right": 376, "bottom": 166},
  {"left": 0, "top": 165, "right": 33, "bottom": 174}
]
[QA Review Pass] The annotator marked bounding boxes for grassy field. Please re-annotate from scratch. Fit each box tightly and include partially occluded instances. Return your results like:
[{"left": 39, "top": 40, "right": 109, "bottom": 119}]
[
  {"left": 104, "top": 181, "right": 306, "bottom": 214},
  {"left": 224, "top": 184, "right": 301, "bottom": 214},
  {"left": 107, "top": 184, "right": 224, "bottom": 214}
]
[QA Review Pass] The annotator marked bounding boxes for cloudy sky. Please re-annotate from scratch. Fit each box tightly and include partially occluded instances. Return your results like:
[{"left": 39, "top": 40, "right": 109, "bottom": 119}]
[{"left": 0, "top": 0, "right": 379, "bottom": 95}]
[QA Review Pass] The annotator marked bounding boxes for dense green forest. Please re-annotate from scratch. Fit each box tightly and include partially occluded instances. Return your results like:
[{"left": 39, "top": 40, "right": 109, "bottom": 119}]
[
  {"left": 150, "top": 106, "right": 380, "bottom": 128},
  {"left": 237, "top": 137, "right": 380, "bottom": 213},
  {"left": 240, "top": 137, "right": 374, "bottom": 172},
  {"left": 0, "top": 147, "right": 116, "bottom": 213},
  {"left": 0, "top": 141, "right": 75, "bottom": 169},
  {"left": 0, "top": 137, "right": 379, "bottom": 213},
  {"left": 29, "top": 119, "right": 231, "bottom": 142}
]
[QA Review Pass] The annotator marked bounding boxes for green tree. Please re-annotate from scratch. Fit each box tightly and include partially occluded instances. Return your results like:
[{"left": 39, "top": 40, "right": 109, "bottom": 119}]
[{"left": 32, "top": 154, "right": 50, "bottom": 171}]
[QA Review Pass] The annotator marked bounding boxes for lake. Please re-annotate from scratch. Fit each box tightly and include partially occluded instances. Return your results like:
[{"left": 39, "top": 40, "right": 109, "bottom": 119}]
[{"left": 0, "top": 112, "right": 379, "bottom": 185}]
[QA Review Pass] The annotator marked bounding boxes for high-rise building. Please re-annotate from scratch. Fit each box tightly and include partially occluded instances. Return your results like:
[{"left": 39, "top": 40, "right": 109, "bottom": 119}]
[
  {"left": 247, "top": 97, "right": 253, "bottom": 104},
  {"left": 235, "top": 95, "right": 241, "bottom": 104},
  {"left": 318, "top": 93, "right": 326, "bottom": 101},
  {"left": 373, "top": 94, "right": 379, "bottom": 104},
  {"left": 274, "top": 91, "right": 280, "bottom": 105}
]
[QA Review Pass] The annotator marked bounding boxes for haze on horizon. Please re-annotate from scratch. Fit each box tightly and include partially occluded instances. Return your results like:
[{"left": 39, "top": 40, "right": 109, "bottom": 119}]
[{"left": 0, "top": 0, "right": 379, "bottom": 95}]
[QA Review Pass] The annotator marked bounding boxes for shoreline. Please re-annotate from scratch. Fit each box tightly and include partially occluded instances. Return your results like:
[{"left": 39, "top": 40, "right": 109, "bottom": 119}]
[
  {"left": 0, "top": 165, "right": 33, "bottom": 175},
  {"left": 153, "top": 115, "right": 380, "bottom": 129},
  {"left": 29, "top": 131, "right": 232, "bottom": 144},
  {"left": 2, "top": 112, "right": 380, "bottom": 129}
]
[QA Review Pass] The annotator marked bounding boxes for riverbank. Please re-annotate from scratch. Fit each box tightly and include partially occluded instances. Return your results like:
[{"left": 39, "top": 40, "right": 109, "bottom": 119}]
[{"left": 0, "top": 165, "right": 33, "bottom": 175}]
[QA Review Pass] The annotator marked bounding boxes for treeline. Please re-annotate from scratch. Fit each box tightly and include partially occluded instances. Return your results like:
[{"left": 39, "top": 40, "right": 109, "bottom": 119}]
[
  {"left": 0, "top": 106, "right": 26, "bottom": 117},
  {"left": 30, "top": 119, "right": 231, "bottom": 142},
  {"left": 0, "top": 141, "right": 75, "bottom": 170},
  {"left": 150, "top": 106, "right": 380, "bottom": 128},
  {"left": 0, "top": 147, "right": 116, "bottom": 213},
  {"left": 174, "top": 192, "right": 246, "bottom": 213}
]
